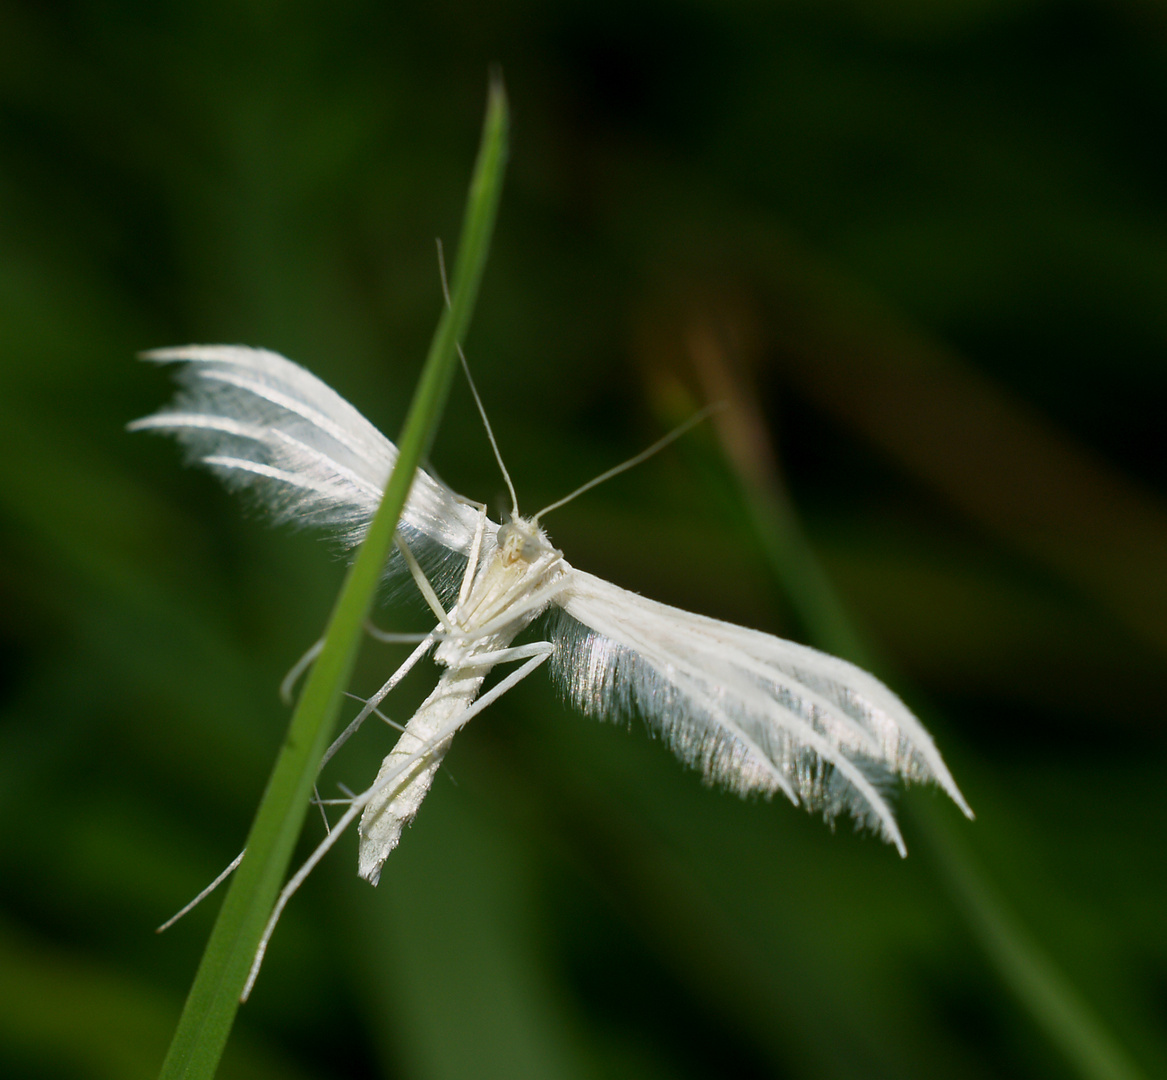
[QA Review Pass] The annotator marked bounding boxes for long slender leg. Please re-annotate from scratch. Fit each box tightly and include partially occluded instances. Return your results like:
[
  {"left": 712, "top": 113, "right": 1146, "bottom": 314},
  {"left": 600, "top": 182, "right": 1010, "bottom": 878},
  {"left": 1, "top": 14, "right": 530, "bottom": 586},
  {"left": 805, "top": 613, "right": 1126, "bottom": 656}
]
[
  {"left": 242, "top": 646, "right": 553, "bottom": 1000},
  {"left": 395, "top": 534, "right": 453, "bottom": 631},
  {"left": 203, "top": 542, "right": 464, "bottom": 928},
  {"left": 311, "top": 783, "right": 331, "bottom": 834},
  {"left": 167, "top": 616, "right": 451, "bottom": 939},
  {"left": 342, "top": 691, "right": 406, "bottom": 732},
  {"left": 321, "top": 525, "right": 484, "bottom": 766},
  {"left": 356, "top": 643, "right": 555, "bottom": 884},
  {"left": 457, "top": 505, "right": 489, "bottom": 611},
  {"left": 458, "top": 641, "right": 556, "bottom": 671},
  {"left": 280, "top": 638, "right": 324, "bottom": 704},
  {"left": 363, "top": 623, "right": 432, "bottom": 645},
  {"left": 456, "top": 571, "right": 571, "bottom": 645},
  {"left": 346, "top": 524, "right": 495, "bottom": 862},
  {"left": 283, "top": 622, "right": 432, "bottom": 707},
  {"left": 155, "top": 849, "right": 246, "bottom": 933},
  {"left": 453, "top": 644, "right": 553, "bottom": 722},
  {"left": 319, "top": 634, "right": 436, "bottom": 771},
  {"left": 242, "top": 526, "right": 502, "bottom": 992}
]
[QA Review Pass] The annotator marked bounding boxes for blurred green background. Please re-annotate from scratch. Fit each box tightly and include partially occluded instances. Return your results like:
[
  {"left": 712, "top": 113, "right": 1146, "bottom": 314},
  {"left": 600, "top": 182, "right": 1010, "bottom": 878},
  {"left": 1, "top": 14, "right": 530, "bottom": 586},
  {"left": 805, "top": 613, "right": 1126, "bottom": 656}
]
[{"left": 1, "top": 2, "right": 1164, "bottom": 1078}]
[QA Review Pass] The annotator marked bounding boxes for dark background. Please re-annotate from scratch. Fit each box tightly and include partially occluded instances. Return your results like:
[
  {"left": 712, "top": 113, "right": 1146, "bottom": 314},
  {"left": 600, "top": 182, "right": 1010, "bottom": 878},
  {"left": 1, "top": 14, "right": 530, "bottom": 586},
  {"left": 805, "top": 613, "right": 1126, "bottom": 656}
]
[{"left": 1, "top": 2, "right": 1164, "bottom": 1077}]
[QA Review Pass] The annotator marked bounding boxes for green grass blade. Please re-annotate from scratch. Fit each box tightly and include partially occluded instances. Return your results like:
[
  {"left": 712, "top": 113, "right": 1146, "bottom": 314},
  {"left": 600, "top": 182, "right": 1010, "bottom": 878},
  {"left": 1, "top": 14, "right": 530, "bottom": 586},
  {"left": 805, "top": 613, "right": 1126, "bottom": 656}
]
[
  {"left": 919, "top": 814, "right": 1146, "bottom": 1080},
  {"left": 157, "top": 78, "right": 509, "bottom": 1080}
]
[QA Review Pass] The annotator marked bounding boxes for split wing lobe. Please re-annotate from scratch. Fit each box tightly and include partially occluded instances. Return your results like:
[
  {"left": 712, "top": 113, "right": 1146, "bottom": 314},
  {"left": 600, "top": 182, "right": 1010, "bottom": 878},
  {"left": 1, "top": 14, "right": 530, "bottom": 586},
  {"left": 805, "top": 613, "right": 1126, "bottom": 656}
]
[
  {"left": 551, "top": 569, "right": 972, "bottom": 854},
  {"left": 128, "top": 345, "right": 482, "bottom": 559}
]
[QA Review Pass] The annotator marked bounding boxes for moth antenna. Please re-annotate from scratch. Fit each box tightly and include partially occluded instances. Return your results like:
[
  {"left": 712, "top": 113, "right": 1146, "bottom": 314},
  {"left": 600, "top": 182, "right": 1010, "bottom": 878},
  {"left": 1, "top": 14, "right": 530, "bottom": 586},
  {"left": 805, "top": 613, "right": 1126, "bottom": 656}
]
[
  {"left": 458, "top": 347, "right": 520, "bottom": 519},
  {"left": 436, "top": 236, "right": 520, "bottom": 517},
  {"left": 534, "top": 402, "right": 724, "bottom": 524}
]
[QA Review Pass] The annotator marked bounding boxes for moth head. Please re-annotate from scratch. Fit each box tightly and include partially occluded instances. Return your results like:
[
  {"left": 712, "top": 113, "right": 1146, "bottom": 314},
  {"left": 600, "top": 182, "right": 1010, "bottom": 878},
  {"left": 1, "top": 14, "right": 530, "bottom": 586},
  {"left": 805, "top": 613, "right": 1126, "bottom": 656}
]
[{"left": 496, "top": 515, "right": 549, "bottom": 565}]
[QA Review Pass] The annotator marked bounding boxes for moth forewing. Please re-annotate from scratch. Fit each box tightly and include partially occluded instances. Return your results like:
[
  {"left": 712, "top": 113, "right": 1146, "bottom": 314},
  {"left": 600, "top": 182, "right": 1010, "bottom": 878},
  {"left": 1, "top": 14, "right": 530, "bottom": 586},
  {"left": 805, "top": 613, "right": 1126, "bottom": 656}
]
[
  {"left": 551, "top": 569, "right": 971, "bottom": 852},
  {"left": 130, "top": 345, "right": 482, "bottom": 559}
]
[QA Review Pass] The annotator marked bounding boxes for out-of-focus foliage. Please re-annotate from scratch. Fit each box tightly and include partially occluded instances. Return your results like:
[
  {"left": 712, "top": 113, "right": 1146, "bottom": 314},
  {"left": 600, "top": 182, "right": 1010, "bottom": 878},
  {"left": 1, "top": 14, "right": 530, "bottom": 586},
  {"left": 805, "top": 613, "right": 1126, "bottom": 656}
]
[{"left": 0, "top": 2, "right": 1163, "bottom": 1078}]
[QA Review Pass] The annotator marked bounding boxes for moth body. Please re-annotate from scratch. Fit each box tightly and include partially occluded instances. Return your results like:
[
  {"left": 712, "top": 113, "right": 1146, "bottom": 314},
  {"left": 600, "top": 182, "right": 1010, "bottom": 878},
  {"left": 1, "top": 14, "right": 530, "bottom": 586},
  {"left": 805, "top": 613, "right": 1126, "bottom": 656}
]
[{"left": 357, "top": 516, "right": 567, "bottom": 884}]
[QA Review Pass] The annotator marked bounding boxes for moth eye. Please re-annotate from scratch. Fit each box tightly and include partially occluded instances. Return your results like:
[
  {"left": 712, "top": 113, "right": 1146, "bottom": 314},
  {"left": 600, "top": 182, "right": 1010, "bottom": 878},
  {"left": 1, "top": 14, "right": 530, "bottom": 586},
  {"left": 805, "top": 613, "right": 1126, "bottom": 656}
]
[{"left": 496, "top": 523, "right": 513, "bottom": 548}]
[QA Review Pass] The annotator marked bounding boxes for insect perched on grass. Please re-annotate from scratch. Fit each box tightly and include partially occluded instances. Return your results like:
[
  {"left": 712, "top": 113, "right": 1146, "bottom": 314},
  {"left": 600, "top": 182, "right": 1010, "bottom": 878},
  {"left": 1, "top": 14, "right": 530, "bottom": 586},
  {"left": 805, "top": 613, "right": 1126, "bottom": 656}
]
[{"left": 131, "top": 345, "right": 972, "bottom": 994}]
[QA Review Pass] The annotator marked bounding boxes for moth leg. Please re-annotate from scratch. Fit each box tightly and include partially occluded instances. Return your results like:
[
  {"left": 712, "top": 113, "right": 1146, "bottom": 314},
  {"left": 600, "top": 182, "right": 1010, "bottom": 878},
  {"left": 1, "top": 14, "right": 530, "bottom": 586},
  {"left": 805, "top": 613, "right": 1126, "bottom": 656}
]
[
  {"left": 158, "top": 639, "right": 437, "bottom": 931},
  {"left": 242, "top": 670, "right": 528, "bottom": 1001},
  {"left": 244, "top": 645, "right": 556, "bottom": 999},
  {"left": 163, "top": 620, "right": 417, "bottom": 928},
  {"left": 282, "top": 624, "right": 429, "bottom": 707},
  {"left": 395, "top": 533, "right": 454, "bottom": 631},
  {"left": 363, "top": 623, "right": 431, "bottom": 645},
  {"left": 356, "top": 643, "right": 555, "bottom": 885},
  {"left": 155, "top": 848, "right": 246, "bottom": 933},
  {"left": 457, "top": 503, "right": 490, "bottom": 610},
  {"left": 310, "top": 783, "right": 331, "bottom": 834},
  {"left": 467, "top": 642, "right": 554, "bottom": 708},
  {"left": 455, "top": 568, "right": 571, "bottom": 645},
  {"left": 341, "top": 691, "right": 406, "bottom": 733},
  {"left": 155, "top": 638, "right": 432, "bottom": 934},
  {"left": 464, "top": 640, "right": 555, "bottom": 671},
  {"left": 279, "top": 637, "right": 324, "bottom": 704},
  {"left": 319, "top": 634, "right": 437, "bottom": 772}
]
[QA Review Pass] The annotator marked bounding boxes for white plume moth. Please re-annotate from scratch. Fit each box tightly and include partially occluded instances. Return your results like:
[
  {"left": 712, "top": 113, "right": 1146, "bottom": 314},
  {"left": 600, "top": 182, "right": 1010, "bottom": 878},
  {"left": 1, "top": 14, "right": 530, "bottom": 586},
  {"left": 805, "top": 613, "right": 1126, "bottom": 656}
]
[{"left": 131, "top": 345, "right": 972, "bottom": 994}]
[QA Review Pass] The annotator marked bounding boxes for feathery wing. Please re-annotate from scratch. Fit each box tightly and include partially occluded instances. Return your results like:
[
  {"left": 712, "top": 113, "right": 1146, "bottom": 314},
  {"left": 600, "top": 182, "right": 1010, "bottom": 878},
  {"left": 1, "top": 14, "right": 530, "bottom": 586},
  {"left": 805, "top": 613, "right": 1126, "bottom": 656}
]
[
  {"left": 550, "top": 569, "right": 973, "bottom": 854},
  {"left": 129, "top": 346, "right": 484, "bottom": 596},
  {"left": 132, "top": 346, "right": 970, "bottom": 850}
]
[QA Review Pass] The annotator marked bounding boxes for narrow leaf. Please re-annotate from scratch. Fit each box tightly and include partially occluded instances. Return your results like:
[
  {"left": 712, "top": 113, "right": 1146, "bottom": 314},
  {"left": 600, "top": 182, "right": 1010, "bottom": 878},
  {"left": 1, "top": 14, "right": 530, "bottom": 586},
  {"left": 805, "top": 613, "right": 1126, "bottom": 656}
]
[{"left": 157, "top": 77, "right": 508, "bottom": 1080}]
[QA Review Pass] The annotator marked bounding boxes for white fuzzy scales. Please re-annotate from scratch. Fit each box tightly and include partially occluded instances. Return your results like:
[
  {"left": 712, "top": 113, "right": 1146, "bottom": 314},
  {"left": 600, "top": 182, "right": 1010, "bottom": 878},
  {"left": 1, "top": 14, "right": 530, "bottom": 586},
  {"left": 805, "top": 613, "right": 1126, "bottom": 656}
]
[{"left": 133, "top": 345, "right": 972, "bottom": 867}]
